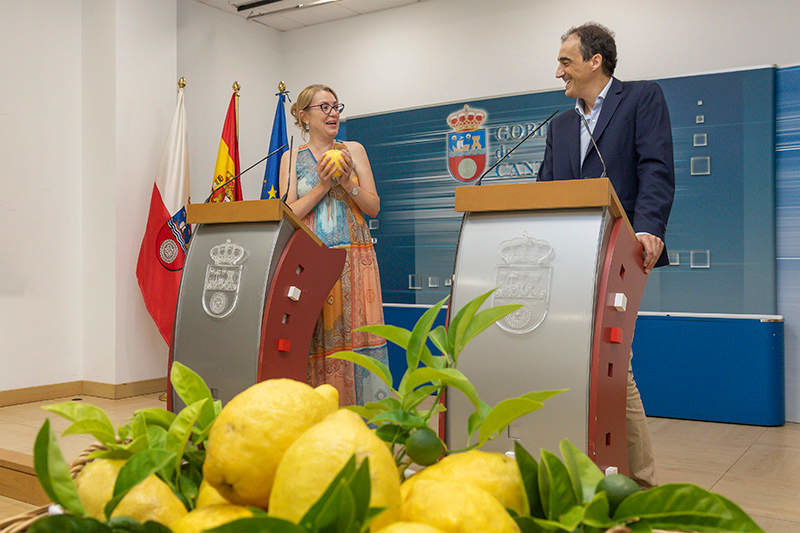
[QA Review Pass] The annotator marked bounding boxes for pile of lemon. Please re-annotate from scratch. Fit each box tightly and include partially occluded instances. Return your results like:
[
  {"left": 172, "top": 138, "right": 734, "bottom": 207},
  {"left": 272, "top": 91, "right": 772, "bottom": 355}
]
[{"left": 72, "top": 378, "right": 526, "bottom": 533}]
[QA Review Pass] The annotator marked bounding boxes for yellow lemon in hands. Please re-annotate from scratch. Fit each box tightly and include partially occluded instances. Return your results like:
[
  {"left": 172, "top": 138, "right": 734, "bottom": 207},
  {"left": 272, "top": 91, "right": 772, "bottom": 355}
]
[
  {"left": 268, "top": 409, "right": 402, "bottom": 530},
  {"left": 203, "top": 379, "right": 339, "bottom": 508},
  {"left": 401, "top": 450, "right": 527, "bottom": 516},
  {"left": 323, "top": 149, "right": 345, "bottom": 178}
]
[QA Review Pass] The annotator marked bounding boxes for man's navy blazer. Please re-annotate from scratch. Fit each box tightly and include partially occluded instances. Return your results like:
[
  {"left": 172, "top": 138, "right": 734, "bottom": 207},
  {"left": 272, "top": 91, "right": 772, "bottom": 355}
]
[{"left": 538, "top": 78, "right": 675, "bottom": 267}]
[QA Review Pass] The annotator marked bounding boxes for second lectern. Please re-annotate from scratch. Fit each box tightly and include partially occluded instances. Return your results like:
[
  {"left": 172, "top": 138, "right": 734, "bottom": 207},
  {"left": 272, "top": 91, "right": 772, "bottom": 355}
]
[
  {"left": 168, "top": 200, "right": 345, "bottom": 410},
  {"left": 445, "top": 178, "right": 647, "bottom": 474}
]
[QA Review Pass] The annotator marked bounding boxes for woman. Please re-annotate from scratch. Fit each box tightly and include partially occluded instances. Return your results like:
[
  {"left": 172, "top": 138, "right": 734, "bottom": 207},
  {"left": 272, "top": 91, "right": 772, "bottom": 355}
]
[{"left": 279, "top": 84, "right": 390, "bottom": 406}]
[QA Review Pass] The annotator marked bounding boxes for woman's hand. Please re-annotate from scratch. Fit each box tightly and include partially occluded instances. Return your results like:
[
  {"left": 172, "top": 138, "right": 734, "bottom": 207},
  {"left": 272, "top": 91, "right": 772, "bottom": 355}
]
[
  {"left": 316, "top": 155, "right": 338, "bottom": 189},
  {"left": 336, "top": 148, "right": 357, "bottom": 189}
]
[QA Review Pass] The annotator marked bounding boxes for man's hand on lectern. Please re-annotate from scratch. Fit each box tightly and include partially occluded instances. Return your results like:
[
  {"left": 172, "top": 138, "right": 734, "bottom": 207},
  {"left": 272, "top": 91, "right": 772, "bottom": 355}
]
[{"left": 637, "top": 233, "right": 664, "bottom": 275}]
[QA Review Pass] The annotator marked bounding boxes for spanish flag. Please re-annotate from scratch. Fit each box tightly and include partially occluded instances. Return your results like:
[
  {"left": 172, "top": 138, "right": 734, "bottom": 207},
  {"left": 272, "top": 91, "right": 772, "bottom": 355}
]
[{"left": 209, "top": 90, "right": 242, "bottom": 202}]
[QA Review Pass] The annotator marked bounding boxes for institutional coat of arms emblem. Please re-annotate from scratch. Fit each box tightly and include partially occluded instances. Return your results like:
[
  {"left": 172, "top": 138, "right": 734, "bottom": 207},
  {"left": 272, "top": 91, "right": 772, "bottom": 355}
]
[
  {"left": 202, "top": 239, "right": 247, "bottom": 319},
  {"left": 446, "top": 104, "right": 488, "bottom": 182},
  {"left": 493, "top": 233, "right": 555, "bottom": 334}
]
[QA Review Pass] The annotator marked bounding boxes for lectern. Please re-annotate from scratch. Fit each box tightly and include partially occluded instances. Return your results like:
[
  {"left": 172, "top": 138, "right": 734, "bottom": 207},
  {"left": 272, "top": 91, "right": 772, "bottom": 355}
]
[
  {"left": 167, "top": 200, "right": 345, "bottom": 411},
  {"left": 445, "top": 178, "right": 647, "bottom": 474}
]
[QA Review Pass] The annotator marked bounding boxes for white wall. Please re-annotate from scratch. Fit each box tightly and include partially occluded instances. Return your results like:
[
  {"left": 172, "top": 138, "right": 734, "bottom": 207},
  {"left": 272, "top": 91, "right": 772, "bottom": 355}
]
[
  {"left": 0, "top": 1, "right": 83, "bottom": 390},
  {"left": 177, "top": 0, "right": 283, "bottom": 203},
  {"left": 113, "top": 0, "right": 178, "bottom": 384},
  {"left": 281, "top": 0, "right": 800, "bottom": 120},
  {"left": 3, "top": 0, "right": 800, "bottom": 400}
]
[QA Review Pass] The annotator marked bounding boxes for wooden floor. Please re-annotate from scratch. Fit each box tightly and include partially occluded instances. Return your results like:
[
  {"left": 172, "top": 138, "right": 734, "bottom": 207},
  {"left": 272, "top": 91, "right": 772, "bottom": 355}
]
[{"left": 0, "top": 394, "right": 798, "bottom": 532}]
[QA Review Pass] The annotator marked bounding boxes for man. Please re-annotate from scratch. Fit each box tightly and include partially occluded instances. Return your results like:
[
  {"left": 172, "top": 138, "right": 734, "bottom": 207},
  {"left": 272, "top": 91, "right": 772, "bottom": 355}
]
[{"left": 538, "top": 23, "right": 675, "bottom": 488}]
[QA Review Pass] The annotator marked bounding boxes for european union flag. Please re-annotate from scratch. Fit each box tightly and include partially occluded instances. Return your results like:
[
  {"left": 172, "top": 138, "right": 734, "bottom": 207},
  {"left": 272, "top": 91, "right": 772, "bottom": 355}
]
[{"left": 261, "top": 90, "right": 288, "bottom": 199}]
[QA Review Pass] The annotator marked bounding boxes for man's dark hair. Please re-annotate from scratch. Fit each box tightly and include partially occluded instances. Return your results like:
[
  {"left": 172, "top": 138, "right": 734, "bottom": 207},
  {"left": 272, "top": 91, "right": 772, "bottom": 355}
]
[{"left": 562, "top": 23, "right": 617, "bottom": 77}]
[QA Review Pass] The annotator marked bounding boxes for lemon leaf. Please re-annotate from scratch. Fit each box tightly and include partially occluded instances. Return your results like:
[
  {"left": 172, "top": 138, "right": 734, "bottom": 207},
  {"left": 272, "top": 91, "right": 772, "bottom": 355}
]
[
  {"left": 204, "top": 517, "right": 305, "bottom": 532},
  {"left": 478, "top": 397, "right": 544, "bottom": 446},
  {"left": 447, "top": 288, "right": 495, "bottom": 359},
  {"left": 170, "top": 362, "right": 216, "bottom": 434},
  {"left": 43, "top": 402, "right": 115, "bottom": 441},
  {"left": 33, "top": 419, "right": 86, "bottom": 517},
  {"left": 538, "top": 449, "right": 578, "bottom": 521},
  {"left": 133, "top": 408, "right": 176, "bottom": 430},
  {"left": 329, "top": 350, "right": 395, "bottom": 391},
  {"left": 62, "top": 420, "right": 117, "bottom": 447},
  {"left": 559, "top": 438, "right": 603, "bottom": 504},
  {"left": 406, "top": 295, "right": 448, "bottom": 372},
  {"left": 514, "top": 441, "right": 543, "bottom": 518}
]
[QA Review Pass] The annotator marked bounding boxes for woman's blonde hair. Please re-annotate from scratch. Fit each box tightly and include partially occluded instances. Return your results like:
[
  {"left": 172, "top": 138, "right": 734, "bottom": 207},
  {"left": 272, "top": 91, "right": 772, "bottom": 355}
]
[{"left": 289, "top": 84, "right": 339, "bottom": 132}]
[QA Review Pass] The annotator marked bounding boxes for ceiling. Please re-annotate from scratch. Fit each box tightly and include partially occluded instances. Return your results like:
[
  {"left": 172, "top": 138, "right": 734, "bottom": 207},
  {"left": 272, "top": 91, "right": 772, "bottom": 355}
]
[{"left": 195, "top": 0, "right": 423, "bottom": 32}]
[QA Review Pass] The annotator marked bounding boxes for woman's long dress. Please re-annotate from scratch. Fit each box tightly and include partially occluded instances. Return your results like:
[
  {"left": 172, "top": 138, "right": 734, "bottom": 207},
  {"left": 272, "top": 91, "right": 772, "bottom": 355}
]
[{"left": 295, "top": 145, "right": 391, "bottom": 406}]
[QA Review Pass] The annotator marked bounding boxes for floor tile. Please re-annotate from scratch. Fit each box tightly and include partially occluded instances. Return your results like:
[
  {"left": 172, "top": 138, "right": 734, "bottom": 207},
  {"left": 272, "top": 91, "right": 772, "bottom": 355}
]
[{"left": 756, "top": 422, "right": 800, "bottom": 450}]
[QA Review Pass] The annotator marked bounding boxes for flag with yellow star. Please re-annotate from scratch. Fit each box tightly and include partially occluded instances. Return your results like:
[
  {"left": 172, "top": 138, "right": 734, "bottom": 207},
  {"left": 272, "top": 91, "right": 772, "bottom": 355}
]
[{"left": 261, "top": 89, "right": 288, "bottom": 199}]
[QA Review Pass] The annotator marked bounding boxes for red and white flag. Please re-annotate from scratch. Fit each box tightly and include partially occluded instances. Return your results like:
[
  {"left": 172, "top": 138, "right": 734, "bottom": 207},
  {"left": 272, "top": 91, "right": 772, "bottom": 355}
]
[{"left": 136, "top": 87, "right": 191, "bottom": 346}]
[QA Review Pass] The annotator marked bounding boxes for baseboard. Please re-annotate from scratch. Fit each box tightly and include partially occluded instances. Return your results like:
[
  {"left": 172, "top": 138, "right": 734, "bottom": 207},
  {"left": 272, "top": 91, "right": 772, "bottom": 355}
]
[{"left": 0, "top": 378, "right": 167, "bottom": 408}]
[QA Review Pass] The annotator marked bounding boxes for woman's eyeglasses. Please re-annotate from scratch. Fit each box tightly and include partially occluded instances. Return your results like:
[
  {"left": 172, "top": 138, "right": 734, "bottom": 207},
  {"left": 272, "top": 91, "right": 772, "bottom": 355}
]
[{"left": 306, "top": 102, "right": 345, "bottom": 115}]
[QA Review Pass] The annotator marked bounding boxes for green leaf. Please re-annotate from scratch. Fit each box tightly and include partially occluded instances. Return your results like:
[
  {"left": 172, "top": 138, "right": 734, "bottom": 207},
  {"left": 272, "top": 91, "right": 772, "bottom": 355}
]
[
  {"left": 403, "top": 384, "right": 439, "bottom": 411},
  {"left": 179, "top": 467, "right": 201, "bottom": 510},
  {"left": 103, "top": 449, "right": 176, "bottom": 519},
  {"left": 581, "top": 491, "right": 615, "bottom": 528},
  {"left": 447, "top": 288, "right": 495, "bottom": 360},
  {"left": 369, "top": 409, "right": 426, "bottom": 428},
  {"left": 139, "top": 521, "right": 174, "bottom": 533},
  {"left": 329, "top": 350, "right": 395, "bottom": 392},
  {"left": 106, "top": 515, "right": 142, "bottom": 531},
  {"left": 462, "top": 303, "right": 522, "bottom": 347},
  {"left": 375, "top": 424, "right": 409, "bottom": 444},
  {"left": 515, "top": 441, "right": 544, "bottom": 518},
  {"left": 357, "top": 324, "right": 412, "bottom": 349},
  {"left": 28, "top": 515, "right": 111, "bottom": 532},
  {"left": 428, "top": 325, "right": 451, "bottom": 360},
  {"left": 204, "top": 517, "right": 305, "bottom": 533},
  {"left": 400, "top": 367, "right": 481, "bottom": 410},
  {"left": 133, "top": 408, "right": 176, "bottom": 430},
  {"left": 170, "top": 362, "right": 216, "bottom": 431},
  {"left": 62, "top": 420, "right": 117, "bottom": 447},
  {"left": 350, "top": 457, "right": 372, "bottom": 523},
  {"left": 300, "top": 456, "right": 357, "bottom": 529},
  {"left": 530, "top": 517, "right": 575, "bottom": 531},
  {"left": 166, "top": 398, "right": 207, "bottom": 473},
  {"left": 467, "top": 400, "right": 491, "bottom": 441},
  {"left": 614, "top": 483, "right": 763, "bottom": 532},
  {"left": 117, "top": 424, "right": 131, "bottom": 442},
  {"left": 365, "top": 397, "right": 402, "bottom": 411},
  {"left": 146, "top": 425, "right": 168, "bottom": 450},
  {"left": 538, "top": 449, "right": 577, "bottom": 521},
  {"left": 43, "top": 402, "right": 115, "bottom": 441},
  {"left": 559, "top": 438, "right": 603, "bottom": 503},
  {"left": 406, "top": 296, "right": 448, "bottom": 372},
  {"left": 522, "top": 390, "right": 568, "bottom": 403},
  {"left": 344, "top": 404, "right": 382, "bottom": 420},
  {"left": 556, "top": 504, "right": 584, "bottom": 530},
  {"left": 131, "top": 413, "right": 147, "bottom": 440},
  {"left": 33, "top": 419, "right": 86, "bottom": 516},
  {"left": 511, "top": 515, "right": 550, "bottom": 533},
  {"left": 477, "top": 398, "right": 543, "bottom": 446}
]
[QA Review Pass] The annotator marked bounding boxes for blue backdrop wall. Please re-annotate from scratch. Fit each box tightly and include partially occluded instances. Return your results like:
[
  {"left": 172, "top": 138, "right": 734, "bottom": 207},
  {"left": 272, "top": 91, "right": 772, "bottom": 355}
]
[{"left": 345, "top": 67, "right": 777, "bottom": 314}]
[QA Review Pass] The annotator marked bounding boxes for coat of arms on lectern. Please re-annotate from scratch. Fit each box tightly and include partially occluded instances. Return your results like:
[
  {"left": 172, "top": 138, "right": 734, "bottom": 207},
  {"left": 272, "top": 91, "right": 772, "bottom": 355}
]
[
  {"left": 446, "top": 104, "right": 488, "bottom": 182},
  {"left": 202, "top": 240, "right": 247, "bottom": 319},
  {"left": 493, "top": 233, "right": 554, "bottom": 334}
]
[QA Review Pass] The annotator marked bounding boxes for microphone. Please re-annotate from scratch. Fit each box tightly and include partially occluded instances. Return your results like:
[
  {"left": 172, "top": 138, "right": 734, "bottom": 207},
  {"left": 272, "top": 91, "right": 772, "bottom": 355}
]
[
  {"left": 205, "top": 143, "right": 289, "bottom": 203},
  {"left": 280, "top": 136, "right": 294, "bottom": 203},
  {"left": 474, "top": 109, "right": 559, "bottom": 186},
  {"left": 575, "top": 108, "right": 607, "bottom": 178}
]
